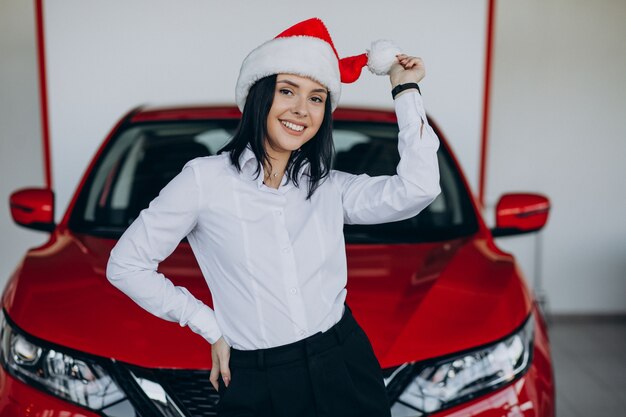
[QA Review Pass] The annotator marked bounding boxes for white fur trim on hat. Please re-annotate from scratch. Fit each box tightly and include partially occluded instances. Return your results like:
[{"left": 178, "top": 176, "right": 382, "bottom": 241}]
[{"left": 235, "top": 36, "right": 341, "bottom": 112}]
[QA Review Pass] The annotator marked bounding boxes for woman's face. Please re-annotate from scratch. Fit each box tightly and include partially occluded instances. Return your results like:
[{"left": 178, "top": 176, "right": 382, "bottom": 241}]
[{"left": 265, "top": 73, "right": 328, "bottom": 156}]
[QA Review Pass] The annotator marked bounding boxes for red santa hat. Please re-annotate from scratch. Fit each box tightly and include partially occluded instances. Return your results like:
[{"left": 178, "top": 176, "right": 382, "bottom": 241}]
[{"left": 235, "top": 17, "right": 403, "bottom": 112}]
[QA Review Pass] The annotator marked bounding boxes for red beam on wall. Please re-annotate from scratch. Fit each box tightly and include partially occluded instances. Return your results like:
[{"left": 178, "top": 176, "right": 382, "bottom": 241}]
[
  {"left": 478, "top": 0, "right": 496, "bottom": 210},
  {"left": 34, "top": 0, "right": 52, "bottom": 189}
]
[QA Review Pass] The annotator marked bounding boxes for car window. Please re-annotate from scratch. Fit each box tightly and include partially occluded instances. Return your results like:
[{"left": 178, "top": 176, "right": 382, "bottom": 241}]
[
  {"left": 69, "top": 120, "right": 478, "bottom": 242},
  {"left": 332, "top": 122, "right": 477, "bottom": 242}
]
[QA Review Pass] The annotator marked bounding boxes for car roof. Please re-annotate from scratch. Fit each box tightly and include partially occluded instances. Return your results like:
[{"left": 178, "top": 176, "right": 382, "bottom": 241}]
[{"left": 129, "top": 103, "right": 399, "bottom": 124}]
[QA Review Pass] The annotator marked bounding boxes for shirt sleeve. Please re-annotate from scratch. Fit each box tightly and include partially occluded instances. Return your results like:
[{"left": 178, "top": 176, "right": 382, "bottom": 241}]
[
  {"left": 330, "top": 89, "right": 442, "bottom": 225},
  {"left": 105, "top": 159, "right": 223, "bottom": 345}
]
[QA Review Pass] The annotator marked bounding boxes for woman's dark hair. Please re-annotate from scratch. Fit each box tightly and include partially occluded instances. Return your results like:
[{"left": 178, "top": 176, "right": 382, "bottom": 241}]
[{"left": 216, "top": 73, "right": 334, "bottom": 201}]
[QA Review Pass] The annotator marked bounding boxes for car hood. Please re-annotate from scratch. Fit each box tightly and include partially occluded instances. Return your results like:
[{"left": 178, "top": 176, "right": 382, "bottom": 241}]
[{"left": 3, "top": 231, "right": 532, "bottom": 370}]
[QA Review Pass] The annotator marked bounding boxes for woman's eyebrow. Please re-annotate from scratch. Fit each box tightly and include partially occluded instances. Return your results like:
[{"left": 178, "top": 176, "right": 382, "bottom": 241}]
[{"left": 277, "top": 79, "right": 328, "bottom": 94}]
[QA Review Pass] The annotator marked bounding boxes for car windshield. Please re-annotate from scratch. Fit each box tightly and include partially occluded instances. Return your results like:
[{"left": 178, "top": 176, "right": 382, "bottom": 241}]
[{"left": 69, "top": 119, "right": 478, "bottom": 243}]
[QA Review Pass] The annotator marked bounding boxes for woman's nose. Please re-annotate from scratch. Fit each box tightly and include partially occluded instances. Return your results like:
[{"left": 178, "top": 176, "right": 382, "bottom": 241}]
[{"left": 292, "top": 95, "right": 307, "bottom": 116}]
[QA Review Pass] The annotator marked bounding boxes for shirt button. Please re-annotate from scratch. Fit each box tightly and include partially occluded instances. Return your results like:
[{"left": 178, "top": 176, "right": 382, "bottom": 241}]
[
  {"left": 299, "top": 330, "right": 306, "bottom": 336},
  {"left": 275, "top": 210, "right": 283, "bottom": 216},
  {"left": 290, "top": 287, "right": 297, "bottom": 295},
  {"left": 282, "top": 247, "right": 290, "bottom": 253}
]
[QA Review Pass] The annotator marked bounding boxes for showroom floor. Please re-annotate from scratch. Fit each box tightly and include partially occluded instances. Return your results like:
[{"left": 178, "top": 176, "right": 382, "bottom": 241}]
[{"left": 548, "top": 316, "right": 626, "bottom": 416}]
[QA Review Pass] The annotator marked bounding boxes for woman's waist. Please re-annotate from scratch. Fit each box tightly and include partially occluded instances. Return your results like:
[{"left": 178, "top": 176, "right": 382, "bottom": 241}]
[
  {"left": 227, "top": 302, "right": 355, "bottom": 368},
  {"left": 218, "top": 295, "right": 348, "bottom": 351}
]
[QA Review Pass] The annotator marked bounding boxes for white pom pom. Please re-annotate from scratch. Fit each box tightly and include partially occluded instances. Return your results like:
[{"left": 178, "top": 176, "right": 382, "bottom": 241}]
[{"left": 366, "top": 39, "right": 403, "bottom": 75}]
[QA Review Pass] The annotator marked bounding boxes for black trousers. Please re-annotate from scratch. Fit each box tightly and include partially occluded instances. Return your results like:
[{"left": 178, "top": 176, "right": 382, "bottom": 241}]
[{"left": 216, "top": 303, "right": 392, "bottom": 417}]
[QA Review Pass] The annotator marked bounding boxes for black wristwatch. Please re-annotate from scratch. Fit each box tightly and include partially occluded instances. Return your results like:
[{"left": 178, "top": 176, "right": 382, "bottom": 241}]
[{"left": 391, "top": 82, "right": 421, "bottom": 99}]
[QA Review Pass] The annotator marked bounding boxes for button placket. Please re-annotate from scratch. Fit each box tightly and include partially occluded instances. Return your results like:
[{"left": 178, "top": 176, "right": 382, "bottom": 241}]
[{"left": 273, "top": 205, "right": 308, "bottom": 339}]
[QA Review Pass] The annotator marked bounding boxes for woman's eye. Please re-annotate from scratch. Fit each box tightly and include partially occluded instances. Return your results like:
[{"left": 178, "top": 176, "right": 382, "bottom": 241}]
[{"left": 279, "top": 89, "right": 323, "bottom": 103}]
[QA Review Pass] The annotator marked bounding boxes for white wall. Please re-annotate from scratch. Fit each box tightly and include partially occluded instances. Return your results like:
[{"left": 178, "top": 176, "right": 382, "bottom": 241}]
[
  {"left": 42, "top": 0, "right": 487, "bottom": 226},
  {"left": 487, "top": 0, "right": 626, "bottom": 314},
  {"left": 0, "top": 0, "right": 48, "bottom": 288}
]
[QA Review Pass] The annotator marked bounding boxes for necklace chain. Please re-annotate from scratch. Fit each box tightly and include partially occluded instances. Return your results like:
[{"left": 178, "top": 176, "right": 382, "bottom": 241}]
[
  {"left": 264, "top": 169, "right": 283, "bottom": 184},
  {"left": 266, "top": 168, "right": 283, "bottom": 178},
  {"left": 263, "top": 148, "right": 300, "bottom": 181}
]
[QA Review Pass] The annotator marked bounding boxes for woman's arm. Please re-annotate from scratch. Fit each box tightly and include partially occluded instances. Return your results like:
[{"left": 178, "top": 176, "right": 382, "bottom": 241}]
[
  {"left": 105, "top": 159, "right": 223, "bottom": 345},
  {"left": 330, "top": 54, "right": 441, "bottom": 225}
]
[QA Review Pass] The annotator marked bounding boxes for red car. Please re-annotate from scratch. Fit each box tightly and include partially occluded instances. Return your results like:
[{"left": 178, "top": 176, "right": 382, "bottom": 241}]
[{"left": 3, "top": 102, "right": 554, "bottom": 416}]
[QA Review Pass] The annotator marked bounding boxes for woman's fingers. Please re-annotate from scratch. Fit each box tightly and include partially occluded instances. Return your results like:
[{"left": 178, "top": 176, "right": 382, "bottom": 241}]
[
  {"left": 220, "top": 353, "right": 231, "bottom": 387},
  {"left": 210, "top": 337, "right": 232, "bottom": 391},
  {"left": 209, "top": 357, "right": 220, "bottom": 391},
  {"left": 396, "top": 54, "right": 421, "bottom": 69},
  {"left": 391, "top": 54, "right": 426, "bottom": 85}
]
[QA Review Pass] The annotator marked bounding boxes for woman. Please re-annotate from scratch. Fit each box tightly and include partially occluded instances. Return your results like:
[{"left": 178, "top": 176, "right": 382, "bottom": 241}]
[{"left": 106, "top": 17, "right": 441, "bottom": 417}]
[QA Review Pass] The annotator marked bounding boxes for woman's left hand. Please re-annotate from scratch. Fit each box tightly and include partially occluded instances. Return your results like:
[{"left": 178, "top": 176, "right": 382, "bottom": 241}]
[{"left": 389, "top": 54, "right": 425, "bottom": 88}]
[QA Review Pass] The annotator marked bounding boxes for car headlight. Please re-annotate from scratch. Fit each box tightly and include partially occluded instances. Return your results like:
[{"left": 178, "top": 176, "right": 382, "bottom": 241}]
[
  {"left": 390, "top": 312, "right": 535, "bottom": 416},
  {"left": 0, "top": 309, "right": 126, "bottom": 410}
]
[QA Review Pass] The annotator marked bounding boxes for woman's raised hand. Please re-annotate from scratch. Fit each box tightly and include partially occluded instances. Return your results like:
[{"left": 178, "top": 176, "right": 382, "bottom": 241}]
[
  {"left": 210, "top": 336, "right": 231, "bottom": 391},
  {"left": 389, "top": 53, "right": 425, "bottom": 88}
]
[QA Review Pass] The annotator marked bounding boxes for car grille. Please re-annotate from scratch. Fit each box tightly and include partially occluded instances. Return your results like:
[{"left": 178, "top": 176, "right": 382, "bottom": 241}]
[
  {"left": 117, "top": 363, "right": 220, "bottom": 416},
  {"left": 117, "top": 363, "right": 401, "bottom": 416},
  {"left": 153, "top": 368, "right": 220, "bottom": 416}
]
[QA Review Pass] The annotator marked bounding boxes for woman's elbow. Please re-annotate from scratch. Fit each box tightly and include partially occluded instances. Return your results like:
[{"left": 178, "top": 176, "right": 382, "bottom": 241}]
[
  {"left": 409, "top": 180, "right": 441, "bottom": 204},
  {"left": 105, "top": 254, "right": 128, "bottom": 287},
  {"left": 431, "top": 182, "right": 442, "bottom": 200}
]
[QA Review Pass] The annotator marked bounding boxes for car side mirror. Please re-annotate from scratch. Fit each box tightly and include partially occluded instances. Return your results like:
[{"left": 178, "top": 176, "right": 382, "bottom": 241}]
[
  {"left": 9, "top": 187, "right": 56, "bottom": 233},
  {"left": 491, "top": 193, "right": 550, "bottom": 237}
]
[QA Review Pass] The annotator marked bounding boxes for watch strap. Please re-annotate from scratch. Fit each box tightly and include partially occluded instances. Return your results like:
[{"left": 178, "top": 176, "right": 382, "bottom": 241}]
[{"left": 391, "top": 82, "right": 421, "bottom": 99}]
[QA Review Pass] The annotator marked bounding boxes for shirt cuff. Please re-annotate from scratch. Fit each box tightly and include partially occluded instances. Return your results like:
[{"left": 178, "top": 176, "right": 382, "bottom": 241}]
[
  {"left": 394, "top": 89, "right": 427, "bottom": 130},
  {"left": 187, "top": 302, "right": 223, "bottom": 345}
]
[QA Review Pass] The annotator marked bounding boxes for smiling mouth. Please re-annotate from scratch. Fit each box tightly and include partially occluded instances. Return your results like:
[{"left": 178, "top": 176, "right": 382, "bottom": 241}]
[{"left": 280, "top": 120, "right": 306, "bottom": 132}]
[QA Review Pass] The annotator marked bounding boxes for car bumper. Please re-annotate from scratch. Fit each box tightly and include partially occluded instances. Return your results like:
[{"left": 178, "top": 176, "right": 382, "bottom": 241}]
[{"left": 1, "top": 363, "right": 555, "bottom": 417}]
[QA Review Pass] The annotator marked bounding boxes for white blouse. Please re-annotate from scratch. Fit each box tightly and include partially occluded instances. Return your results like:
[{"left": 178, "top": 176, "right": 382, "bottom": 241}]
[{"left": 106, "top": 90, "right": 441, "bottom": 350}]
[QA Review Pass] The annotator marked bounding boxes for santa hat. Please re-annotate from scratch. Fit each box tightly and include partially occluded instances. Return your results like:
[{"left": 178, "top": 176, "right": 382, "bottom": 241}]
[{"left": 235, "top": 17, "right": 403, "bottom": 112}]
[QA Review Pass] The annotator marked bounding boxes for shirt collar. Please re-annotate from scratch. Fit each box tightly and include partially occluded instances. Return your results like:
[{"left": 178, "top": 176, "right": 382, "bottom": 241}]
[
  {"left": 235, "top": 145, "right": 310, "bottom": 192},
  {"left": 238, "top": 145, "right": 257, "bottom": 172}
]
